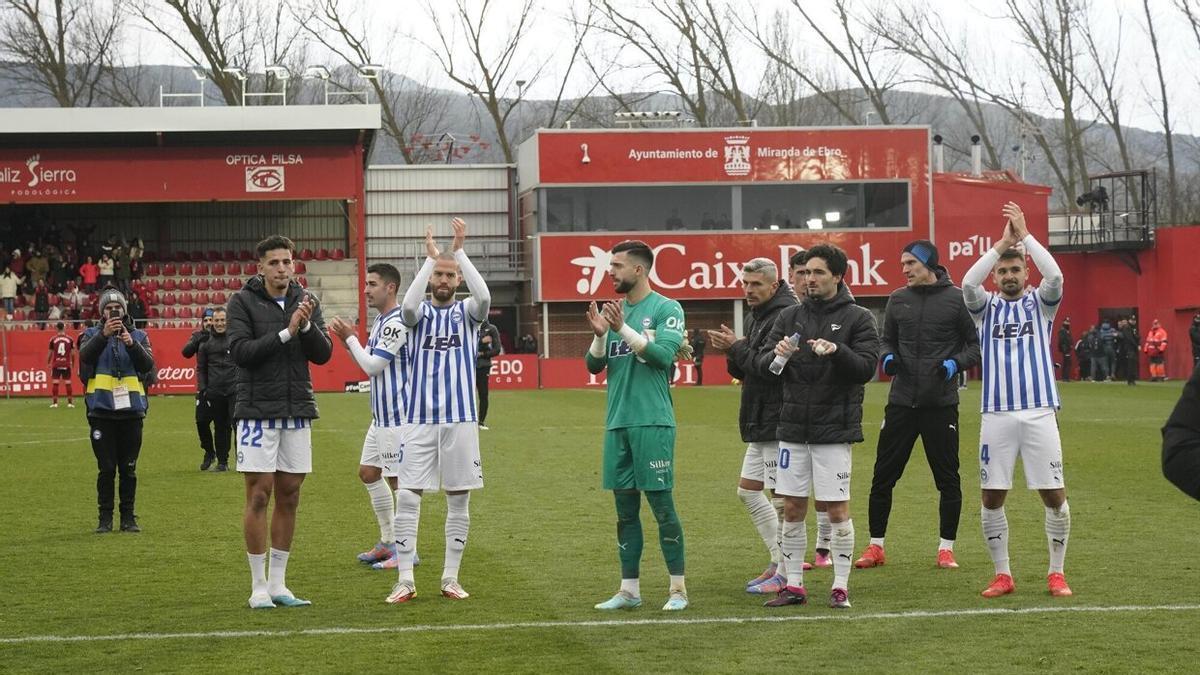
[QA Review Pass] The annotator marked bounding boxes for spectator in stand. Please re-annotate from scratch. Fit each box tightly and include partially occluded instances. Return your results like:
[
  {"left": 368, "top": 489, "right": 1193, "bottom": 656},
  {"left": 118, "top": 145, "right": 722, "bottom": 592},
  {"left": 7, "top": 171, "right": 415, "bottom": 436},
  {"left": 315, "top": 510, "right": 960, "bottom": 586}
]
[
  {"left": 1144, "top": 319, "right": 1169, "bottom": 382},
  {"left": 97, "top": 253, "right": 115, "bottom": 290},
  {"left": 47, "top": 248, "right": 65, "bottom": 292},
  {"left": 10, "top": 249, "right": 26, "bottom": 290},
  {"left": 79, "top": 256, "right": 99, "bottom": 292},
  {"left": 129, "top": 251, "right": 143, "bottom": 285},
  {"left": 690, "top": 328, "right": 707, "bottom": 386},
  {"left": 519, "top": 333, "right": 538, "bottom": 355},
  {"left": 33, "top": 279, "right": 51, "bottom": 328},
  {"left": 27, "top": 249, "right": 48, "bottom": 288},
  {"left": 114, "top": 246, "right": 132, "bottom": 295},
  {"left": 1190, "top": 314, "right": 1200, "bottom": 369},
  {"left": 128, "top": 293, "right": 148, "bottom": 329},
  {"left": 62, "top": 281, "right": 87, "bottom": 326},
  {"left": 1, "top": 264, "right": 22, "bottom": 319}
]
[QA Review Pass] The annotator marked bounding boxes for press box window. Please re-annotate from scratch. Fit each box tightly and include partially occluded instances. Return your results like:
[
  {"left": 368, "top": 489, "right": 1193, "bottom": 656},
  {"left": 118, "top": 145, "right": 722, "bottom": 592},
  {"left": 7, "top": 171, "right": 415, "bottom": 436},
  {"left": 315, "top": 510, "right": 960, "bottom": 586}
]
[
  {"left": 543, "top": 186, "right": 732, "bottom": 232},
  {"left": 741, "top": 182, "right": 909, "bottom": 230}
]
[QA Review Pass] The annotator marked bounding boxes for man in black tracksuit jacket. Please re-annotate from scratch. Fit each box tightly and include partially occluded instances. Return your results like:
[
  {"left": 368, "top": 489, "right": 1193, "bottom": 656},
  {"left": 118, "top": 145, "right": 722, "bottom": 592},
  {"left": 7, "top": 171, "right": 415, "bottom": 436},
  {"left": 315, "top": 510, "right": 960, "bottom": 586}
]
[
  {"left": 1163, "top": 362, "right": 1200, "bottom": 501},
  {"left": 855, "top": 241, "right": 981, "bottom": 571},
  {"left": 226, "top": 235, "right": 332, "bottom": 609},
  {"left": 197, "top": 306, "right": 236, "bottom": 471},
  {"left": 182, "top": 310, "right": 216, "bottom": 470},
  {"left": 756, "top": 244, "right": 879, "bottom": 608},
  {"left": 475, "top": 320, "right": 502, "bottom": 429},
  {"left": 707, "top": 258, "right": 798, "bottom": 590}
]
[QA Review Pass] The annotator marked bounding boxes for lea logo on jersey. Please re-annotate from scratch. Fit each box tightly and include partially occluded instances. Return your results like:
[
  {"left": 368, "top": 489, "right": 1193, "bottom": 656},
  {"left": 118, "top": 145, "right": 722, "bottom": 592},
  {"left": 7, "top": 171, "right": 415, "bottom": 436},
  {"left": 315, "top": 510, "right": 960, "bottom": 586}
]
[
  {"left": 608, "top": 340, "right": 633, "bottom": 358},
  {"left": 422, "top": 335, "right": 463, "bottom": 350},
  {"left": 991, "top": 321, "right": 1034, "bottom": 340}
]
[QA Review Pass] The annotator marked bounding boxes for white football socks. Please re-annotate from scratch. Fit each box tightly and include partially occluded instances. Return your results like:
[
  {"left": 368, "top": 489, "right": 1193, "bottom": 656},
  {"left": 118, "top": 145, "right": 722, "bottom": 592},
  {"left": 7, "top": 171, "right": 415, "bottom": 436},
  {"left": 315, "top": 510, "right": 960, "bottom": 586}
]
[
  {"left": 1045, "top": 501, "right": 1071, "bottom": 574},
  {"left": 247, "top": 552, "right": 268, "bottom": 595},
  {"left": 443, "top": 492, "right": 471, "bottom": 581},
  {"left": 982, "top": 506, "right": 1011, "bottom": 575},
  {"left": 831, "top": 519, "right": 855, "bottom": 589},
  {"left": 816, "top": 510, "right": 833, "bottom": 552},
  {"left": 738, "top": 488, "right": 781, "bottom": 563},
  {"left": 364, "top": 478, "right": 395, "bottom": 543},
  {"left": 393, "top": 489, "right": 422, "bottom": 583},
  {"left": 781, "top": 519, "right": 807, "bottom": 588},
  {"left": 267, "top": 548, "right": 290, "bottom": 596},
  {"left": 620, "top": 578, "right": 641, "bottom": 597},
  {"left": 939, "top": 538, "right": 955, "bottom": 552}
]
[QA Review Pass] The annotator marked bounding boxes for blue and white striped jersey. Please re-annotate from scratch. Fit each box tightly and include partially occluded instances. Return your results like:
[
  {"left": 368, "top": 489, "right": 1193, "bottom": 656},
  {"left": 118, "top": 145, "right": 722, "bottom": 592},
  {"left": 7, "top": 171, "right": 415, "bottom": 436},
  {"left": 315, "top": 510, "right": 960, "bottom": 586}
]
[
  {"left": 367, "top": 307, "right": 409, "bottom": 428},
  {"left": 403, "top": 299, "right": 480, "bottom": 424},
  {"left": 972, "top": 288, "right": 1061, "bottom": 413}
]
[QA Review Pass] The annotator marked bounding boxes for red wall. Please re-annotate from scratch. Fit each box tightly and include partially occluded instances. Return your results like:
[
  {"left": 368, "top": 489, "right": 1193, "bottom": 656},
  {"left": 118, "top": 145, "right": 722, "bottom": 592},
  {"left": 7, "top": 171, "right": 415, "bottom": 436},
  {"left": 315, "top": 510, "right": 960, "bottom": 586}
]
[{"left": 1055, "top": 227, "right": 1200, "bottom": 379}]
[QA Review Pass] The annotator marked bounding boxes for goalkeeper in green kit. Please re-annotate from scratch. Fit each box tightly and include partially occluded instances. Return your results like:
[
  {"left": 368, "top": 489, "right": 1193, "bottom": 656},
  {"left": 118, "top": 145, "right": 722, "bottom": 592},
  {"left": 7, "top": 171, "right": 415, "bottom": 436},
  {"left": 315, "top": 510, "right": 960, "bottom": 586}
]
[{"left": 585, "top": 240, "right": 692, "bottom": 612}]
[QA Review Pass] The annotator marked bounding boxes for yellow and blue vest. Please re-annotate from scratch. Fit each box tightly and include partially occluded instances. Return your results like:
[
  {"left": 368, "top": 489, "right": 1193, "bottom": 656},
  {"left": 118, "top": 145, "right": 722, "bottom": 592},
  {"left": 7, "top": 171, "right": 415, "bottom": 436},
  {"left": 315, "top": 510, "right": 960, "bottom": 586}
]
[{"left": 82, "top": 328, "right": 151, "bottom": 417}]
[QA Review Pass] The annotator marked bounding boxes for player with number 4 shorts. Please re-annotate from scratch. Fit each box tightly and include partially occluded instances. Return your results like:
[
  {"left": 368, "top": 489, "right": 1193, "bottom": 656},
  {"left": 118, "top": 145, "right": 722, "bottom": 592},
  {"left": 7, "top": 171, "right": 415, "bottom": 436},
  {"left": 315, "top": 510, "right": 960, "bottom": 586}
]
[{"left": 962, "top": 202, "right": 1073, "bottom": 599}]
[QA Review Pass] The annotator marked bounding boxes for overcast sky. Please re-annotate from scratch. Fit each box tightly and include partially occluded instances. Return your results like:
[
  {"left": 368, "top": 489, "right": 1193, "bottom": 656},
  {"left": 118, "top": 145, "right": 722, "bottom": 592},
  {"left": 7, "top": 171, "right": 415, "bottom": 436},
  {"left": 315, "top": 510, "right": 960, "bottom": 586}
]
[{"left": 122, "top": 0, "right": 1199, "bottom": 136}]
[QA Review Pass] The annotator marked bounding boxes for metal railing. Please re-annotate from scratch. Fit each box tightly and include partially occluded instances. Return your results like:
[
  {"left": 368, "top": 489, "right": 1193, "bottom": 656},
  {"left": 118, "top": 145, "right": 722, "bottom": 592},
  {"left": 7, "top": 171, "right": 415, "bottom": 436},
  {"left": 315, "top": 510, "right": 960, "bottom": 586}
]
[{"left": 366, "top": 238, "right": 527, "bottom": 277}]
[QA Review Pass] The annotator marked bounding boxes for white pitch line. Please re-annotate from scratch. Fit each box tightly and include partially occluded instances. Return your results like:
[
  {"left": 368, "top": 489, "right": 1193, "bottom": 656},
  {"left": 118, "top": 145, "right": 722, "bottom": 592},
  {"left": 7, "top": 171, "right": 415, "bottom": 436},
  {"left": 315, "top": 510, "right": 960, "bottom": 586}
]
[
  {"left": 2, "top": 603, "right": 1197, "bottom": 646},
  {"left": 1, "top": 437, "right": 88, "bottom": 446}
]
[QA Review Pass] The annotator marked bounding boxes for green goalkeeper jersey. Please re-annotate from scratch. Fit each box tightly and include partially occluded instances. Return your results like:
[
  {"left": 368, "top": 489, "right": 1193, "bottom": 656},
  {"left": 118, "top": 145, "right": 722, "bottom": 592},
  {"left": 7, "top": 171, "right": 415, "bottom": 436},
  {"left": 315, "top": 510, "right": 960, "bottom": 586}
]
[{"left": 585, "top": 291, "right": 686, "bottom": 430}]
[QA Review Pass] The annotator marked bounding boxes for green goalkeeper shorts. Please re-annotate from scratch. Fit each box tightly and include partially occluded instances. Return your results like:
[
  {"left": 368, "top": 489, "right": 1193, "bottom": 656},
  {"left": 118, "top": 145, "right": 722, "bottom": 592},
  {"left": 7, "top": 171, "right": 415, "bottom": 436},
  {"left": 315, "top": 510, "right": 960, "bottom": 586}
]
[{"left": 603, "top": 426, "right": 676, "bottom": 491}]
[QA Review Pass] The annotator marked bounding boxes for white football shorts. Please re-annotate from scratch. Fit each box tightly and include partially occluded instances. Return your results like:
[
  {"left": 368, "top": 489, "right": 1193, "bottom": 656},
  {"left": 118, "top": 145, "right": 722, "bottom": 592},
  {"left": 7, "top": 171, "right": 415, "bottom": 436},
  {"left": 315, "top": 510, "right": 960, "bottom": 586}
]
[
  {"left": 739, "top": 441, "right": 779, "bottom": 489},
  {"left": 978, "top": 407, "right": 1065, "bottom": 490},
  {"left": 360, "top": 423, "right": 403, "bottom": 477},
  {"left": 775, "top": 442, "right": 852, "bottom": 501},
  {"left": 398, "top": 422, "right": 483, "bottom": 492},
  {"left": 235, "top": 418, "right": 312, "bottom": 474}
]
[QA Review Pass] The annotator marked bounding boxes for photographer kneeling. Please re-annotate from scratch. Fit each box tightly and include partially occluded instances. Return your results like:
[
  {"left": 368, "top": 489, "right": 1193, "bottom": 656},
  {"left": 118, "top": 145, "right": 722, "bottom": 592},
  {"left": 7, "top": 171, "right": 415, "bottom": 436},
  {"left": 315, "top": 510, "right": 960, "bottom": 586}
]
[{"left": 80, "top": 289, "right": 155, "bottom": 533}]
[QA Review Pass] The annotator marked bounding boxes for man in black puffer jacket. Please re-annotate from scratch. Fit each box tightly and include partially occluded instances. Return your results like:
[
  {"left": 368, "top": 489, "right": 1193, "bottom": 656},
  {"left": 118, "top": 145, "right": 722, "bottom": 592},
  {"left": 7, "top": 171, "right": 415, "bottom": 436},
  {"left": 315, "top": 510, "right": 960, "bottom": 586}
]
[
  {"left": 226, "top": 235, "right": 332, "bottom": 609},
  {"left": 197, "top": 307, "right": 236, "bottom": 472},
  {"left": 707, "top": 257, "right": 798, "bottom": 593},
  {"left": 757, "top": 244, "right": 879, "bottom": 610},
  {"left": 855, "top": 240, "right": 980, "bottom": 573}
]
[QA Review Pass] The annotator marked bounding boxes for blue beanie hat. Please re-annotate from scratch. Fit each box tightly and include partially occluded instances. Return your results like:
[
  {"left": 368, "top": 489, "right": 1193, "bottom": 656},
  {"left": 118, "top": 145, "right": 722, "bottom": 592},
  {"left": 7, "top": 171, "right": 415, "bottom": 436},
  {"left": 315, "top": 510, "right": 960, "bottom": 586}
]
[{"left": 903, "top": 240, "right": 939, "bottom": 269}]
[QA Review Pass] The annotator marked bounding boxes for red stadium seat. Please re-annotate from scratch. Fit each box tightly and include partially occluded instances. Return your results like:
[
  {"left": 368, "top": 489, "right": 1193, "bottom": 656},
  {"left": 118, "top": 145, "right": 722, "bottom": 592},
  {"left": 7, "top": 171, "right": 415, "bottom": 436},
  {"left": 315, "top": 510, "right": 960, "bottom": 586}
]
[
  {"left": 11, "top": 309, "right": 25, "bottom": 320},
  {"left": 242, "top": 263, "right": 256, "bottom": 276},
  {"left": 238, "top": 250, "right": 253, "bottom": 261},
  {"left": 194, "top": 291, "right": 209, "bottom": 306},
  {"left": 211, "top": 262, "right": 225, "bottom": 276},
  {"left": 179, "top": 278, "right": 194, "bottom": 292},
  {"left": 14, "top": 295, "right": 25, "bottom": 308},
  {"left": 190, "top": 250, "right": 204, "bottom": 263},
  {"left": 226, "top": 277, "right": 242, "bottom": 290},
  {"left": 331, "top": 248, "right": 346, "bottom": 261},
  {"left": 147, "top": 306, "right": 160, "bottom": 319},
  {"left": 223, "top": 249, "right": 237, "bottom": 262},
  {"left": 48, "top": 293, "right": 60, "bottom": 306},
  {"left": 163, "top": 306, "right": 176, "bottom": 320},
  {"left": 162, "top": 293, "right": 176, "bottom": 306},
  {"left": 299, "top": 249, "right": 314, "bottom": 261},
  {"left": 294, "top": 260, "right": 306, "bottom": 274},
  {"left": 211, "top": 291, "right": 227, "bottom": 305},
  {"left": 195, "top": 278, "right": 210, "bottom": 291},
  {"left": 297, "top": 276, "right": 308, "bottom": 288},
  {"left": 195, "top": 263, "right": 209, "bottom": 276},
  {"left": 163, "top": 278, "right": 177, "bottom": 292},
  {"left": 144, "top": 280, "right": 159, "bottom": 293},
  {"left": 163, "top": 263, "right": 177, "bottom": 276},
  {"left": 145, "top": 263, "right": 159, "bottom": 277},
  {"left": 206, "top": 250, "right": 221, "bottom": 262},
  {"left": 315, "top": 248, "right": 329, "bottom": 261},
  {"left": 179, "top": 263, "right": 193, "bottom": 277},
  {"left": 180, "top": 292, "right": 195, "bottom": 305},
  {"left": 210, "top": 278, "right": 224, "bottom": 291},
  {"left": 143, "top": 251, "right": 158, "bottom": 263}
]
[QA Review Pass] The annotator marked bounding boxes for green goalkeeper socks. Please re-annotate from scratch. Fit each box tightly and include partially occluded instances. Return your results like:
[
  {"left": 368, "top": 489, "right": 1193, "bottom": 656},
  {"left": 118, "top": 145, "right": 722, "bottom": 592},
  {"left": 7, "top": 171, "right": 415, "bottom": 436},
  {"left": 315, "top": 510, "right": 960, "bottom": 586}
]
[
  {"left": 646, "top": 489, "right": 685, "bottom": 575},
  {"left": 614, "top": 491, "right": 644, "bottom": 579}
]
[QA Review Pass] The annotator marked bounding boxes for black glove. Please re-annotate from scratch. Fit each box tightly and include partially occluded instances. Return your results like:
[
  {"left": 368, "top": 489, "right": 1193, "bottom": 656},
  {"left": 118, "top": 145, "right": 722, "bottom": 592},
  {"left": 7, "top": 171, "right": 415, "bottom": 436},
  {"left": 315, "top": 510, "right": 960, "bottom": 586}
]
[{"left": 882, "top": 353, "right": 898, "bottom": 376}]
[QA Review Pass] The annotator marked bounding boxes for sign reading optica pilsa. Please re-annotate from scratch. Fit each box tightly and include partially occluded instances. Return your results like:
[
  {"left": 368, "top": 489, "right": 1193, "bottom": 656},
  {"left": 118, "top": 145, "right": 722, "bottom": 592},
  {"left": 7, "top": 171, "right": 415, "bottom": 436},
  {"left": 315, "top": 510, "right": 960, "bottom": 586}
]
[{"left": 0, "top": 146, "right": 359, "bottom": 203}]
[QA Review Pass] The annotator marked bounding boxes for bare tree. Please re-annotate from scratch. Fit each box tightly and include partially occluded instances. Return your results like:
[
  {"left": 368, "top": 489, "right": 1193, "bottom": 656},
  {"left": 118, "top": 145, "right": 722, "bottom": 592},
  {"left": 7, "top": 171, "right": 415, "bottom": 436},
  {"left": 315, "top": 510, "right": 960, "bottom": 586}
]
[
  {"left": 0, "top": 0, "right": 123, "bottom": 107},
  {"left": 136, "top": 0, "right": 308, "bottom": 105},
  {"left": 1072, "top": 4, "right": 1135, "bottom": 175},
  {"left": 298, "top": 0, "right": 450, "bottom": 164},
  {"left": 1142, "top": 0, "right": 1177, "bottom": 224}
]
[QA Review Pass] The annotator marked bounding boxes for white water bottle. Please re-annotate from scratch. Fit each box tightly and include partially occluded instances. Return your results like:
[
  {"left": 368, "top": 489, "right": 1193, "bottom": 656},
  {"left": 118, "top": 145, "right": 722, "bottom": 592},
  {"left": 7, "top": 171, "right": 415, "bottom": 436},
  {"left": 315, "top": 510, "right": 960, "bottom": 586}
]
[{"left": 769, "top": 332, "right": 801, "bottom": 375}]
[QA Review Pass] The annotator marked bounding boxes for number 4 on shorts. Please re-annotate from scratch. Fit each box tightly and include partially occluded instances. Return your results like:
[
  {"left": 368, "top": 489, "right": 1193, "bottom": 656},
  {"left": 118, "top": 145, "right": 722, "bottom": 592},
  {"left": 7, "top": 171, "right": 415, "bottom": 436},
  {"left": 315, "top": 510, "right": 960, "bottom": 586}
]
[{"left": 980, "top": 444, "right": 990, "bottom": 465}]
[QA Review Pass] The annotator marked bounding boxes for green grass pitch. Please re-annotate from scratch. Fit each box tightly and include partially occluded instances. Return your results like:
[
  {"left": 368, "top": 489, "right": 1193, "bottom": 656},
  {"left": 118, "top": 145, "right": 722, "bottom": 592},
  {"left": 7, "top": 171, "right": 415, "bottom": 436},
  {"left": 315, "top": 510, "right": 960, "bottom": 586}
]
[{"left": 1, "top": 381, "right": 1198, "bottom": 673}]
